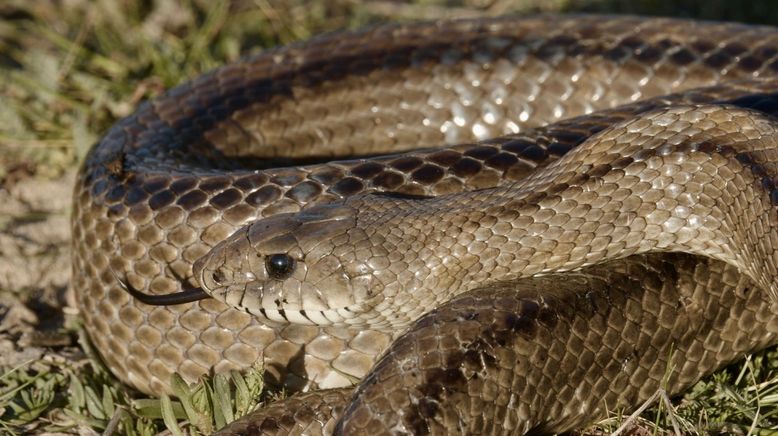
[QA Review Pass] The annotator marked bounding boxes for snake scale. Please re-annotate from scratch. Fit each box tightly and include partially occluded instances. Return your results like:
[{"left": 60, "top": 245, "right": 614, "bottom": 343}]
[{"left": 72, "top": 14, "right": 778, "bottom": 434}]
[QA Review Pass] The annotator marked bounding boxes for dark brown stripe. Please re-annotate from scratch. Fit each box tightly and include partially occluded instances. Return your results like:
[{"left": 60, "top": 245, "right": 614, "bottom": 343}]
[{"left": 130, "top": 20, "right": 749, "bottom": 167}]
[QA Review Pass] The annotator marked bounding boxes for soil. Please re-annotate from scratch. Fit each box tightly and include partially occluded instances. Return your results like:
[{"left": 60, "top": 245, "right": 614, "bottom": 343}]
[{"left": 0, "top": 169, "right": 85, "bottom": 371}]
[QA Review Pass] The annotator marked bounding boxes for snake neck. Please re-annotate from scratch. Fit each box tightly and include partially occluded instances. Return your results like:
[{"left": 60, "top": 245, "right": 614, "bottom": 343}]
[
  {"left": 189, "top": 104, "right": 778, "bottom": 332},
  {"left": 347, "top": 105, "right": 778, "bottom": 329}
]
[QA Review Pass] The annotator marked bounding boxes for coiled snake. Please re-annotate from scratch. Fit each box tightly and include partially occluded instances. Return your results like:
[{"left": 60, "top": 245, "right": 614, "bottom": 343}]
[{"left": 72, "top": 14, "right": 778, "bottom": 434}]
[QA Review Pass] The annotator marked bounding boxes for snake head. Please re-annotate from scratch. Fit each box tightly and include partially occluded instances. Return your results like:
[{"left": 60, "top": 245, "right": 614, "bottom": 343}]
[{"left": 192, "top": 202, "right": 381, "bottom": 325}]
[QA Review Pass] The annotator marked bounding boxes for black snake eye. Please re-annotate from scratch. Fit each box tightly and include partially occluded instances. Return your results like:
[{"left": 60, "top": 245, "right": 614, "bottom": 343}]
[
  {"left": 212, "top": 269, "right": 226, "bottom": 285},
  {"left": 265, "top": 254, "right": 296, "bottom": 280}
]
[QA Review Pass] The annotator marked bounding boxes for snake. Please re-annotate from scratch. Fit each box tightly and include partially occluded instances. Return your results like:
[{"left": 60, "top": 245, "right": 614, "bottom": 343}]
[{"left": 71, "top": 14, "right": 778, "bottom": 434}]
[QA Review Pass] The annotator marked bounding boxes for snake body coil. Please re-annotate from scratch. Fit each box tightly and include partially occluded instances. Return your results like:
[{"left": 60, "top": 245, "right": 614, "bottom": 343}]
[{"left": 73, "top": 15, "right": 778, "bottom": 434}]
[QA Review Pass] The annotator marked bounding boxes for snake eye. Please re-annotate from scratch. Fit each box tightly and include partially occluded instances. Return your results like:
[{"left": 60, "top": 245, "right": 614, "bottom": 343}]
[
  {"left": 212, "top": 270, "right": 226, "bottom": 285},
  {"left": 265, "top": 254, "right": 295, "bottom": 280}
]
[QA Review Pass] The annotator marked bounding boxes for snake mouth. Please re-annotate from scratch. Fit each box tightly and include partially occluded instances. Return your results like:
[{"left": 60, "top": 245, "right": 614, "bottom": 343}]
[
  {"left": 243, "top": 305, "right": 363, "bottom": 325},
  {"left": 111, "top": 268, "right": 211, "bottom": 306}
]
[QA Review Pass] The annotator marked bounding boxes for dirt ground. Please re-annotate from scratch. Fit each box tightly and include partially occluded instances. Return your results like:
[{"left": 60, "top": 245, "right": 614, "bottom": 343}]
[{"left": 0, "top": 169, "right": 82, "bottom": 371}]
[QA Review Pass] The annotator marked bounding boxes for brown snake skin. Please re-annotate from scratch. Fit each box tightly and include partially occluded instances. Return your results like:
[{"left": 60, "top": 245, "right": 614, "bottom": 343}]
[{"left": 72, "top": 14, "right": 778, "bottom": 434}]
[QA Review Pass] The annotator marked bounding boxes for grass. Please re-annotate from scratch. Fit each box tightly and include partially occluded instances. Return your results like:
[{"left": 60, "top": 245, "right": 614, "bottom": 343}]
[
  {"left": 0, "top": 329, "right": 264, "bottom": 434},
  {"left": 2, "top": 0, "right": 778, "bottom": 434}
]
